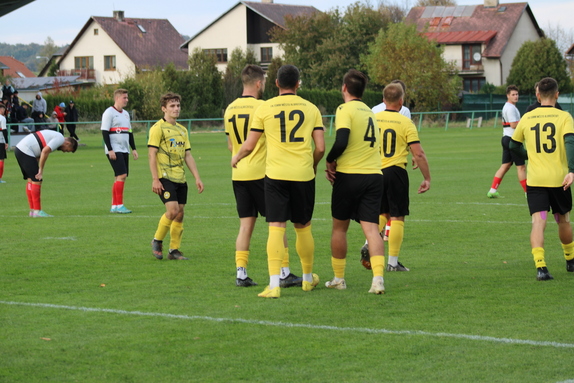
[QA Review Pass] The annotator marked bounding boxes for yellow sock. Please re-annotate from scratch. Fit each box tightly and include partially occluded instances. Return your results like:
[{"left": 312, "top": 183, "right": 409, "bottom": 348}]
[
  {"left": 562, "top": 242, "right": 574, "bottom": 261},
  {"left": 389, "top": 221, "right": 404, "bottom": 257},
  {"left": 169, "top": 221, "right": 183, "bottom": 250},
  {"left": 532, "top": 247, "right": 546, "bottom": 268},
  {"left": 236, "top": 250, "right": 249, "bottom": 269},
  {"left": 295, "top": 225, "right": 314, "bottom": 274},
  {"left": 371, "top": 255, "right": 385, "bottom": 277},
  {"left": 282, "top": 247, "right": 290, "bottom": 268},
  {"left": 267, "top": 226, "right": 285, "bottom": 276},
  {"left": 378, "top": 216, "right": 387, "bottom": 233},
  {"left": 332, "top": 257, "right": 346, "bottom": 279},
  {"left": 154, "top": 214, "right": 173, "bottom": 241}
]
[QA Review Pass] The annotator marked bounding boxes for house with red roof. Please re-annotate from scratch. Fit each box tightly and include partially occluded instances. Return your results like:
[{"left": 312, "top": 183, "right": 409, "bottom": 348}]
[
  {"left": 0, "top": 56, "right": 36, "bottom": 78},
  {"left": 52, "top": 11, "right": 188, "bottom": 85},
  {"left": 406, "top": 0, "right": 543, "bottom": 92},
  {"left": 181, "top": 0, "right": 318, "bottom": 72}
]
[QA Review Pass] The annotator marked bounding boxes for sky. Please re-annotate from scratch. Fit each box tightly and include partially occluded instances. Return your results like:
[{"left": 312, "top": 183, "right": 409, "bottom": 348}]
[{"left": 0, "top": 0, "right": 572, "bottom": 46}]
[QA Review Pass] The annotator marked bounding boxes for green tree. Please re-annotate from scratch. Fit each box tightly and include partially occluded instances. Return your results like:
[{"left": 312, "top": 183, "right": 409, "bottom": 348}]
[
  {"left": 506, "top": 38, "right": 572, "bottom": 94},
  {"left": 263, "top": 56, "right": 283, "bottom": 100},
  {"left": 186, "top": 48, "right": 223, "bottom": 118},
  {"left": 363, "top": 22, "right": 460, "bottom": 111},
  {"left": 271, "top": 2, "right": 405, "bottom": 90},
  {"left": 222, "top": 48, "right": 257, "bottom": 107}
]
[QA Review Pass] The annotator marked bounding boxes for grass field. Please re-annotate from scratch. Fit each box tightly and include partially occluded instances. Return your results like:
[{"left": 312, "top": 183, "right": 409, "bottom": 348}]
[{"left": 1, "top": 126, "right": 574, "bottom": 382}]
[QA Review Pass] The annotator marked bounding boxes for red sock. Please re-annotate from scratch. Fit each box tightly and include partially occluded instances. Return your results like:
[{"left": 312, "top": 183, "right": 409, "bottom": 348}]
[
  {"left": 520, "top": 179, "right": 527, "bottom": 192},
  {"left": 114, "top": 181, "right": 125, "bottom": 206},
  {"left": 31, "top": 183, "right": 42, "bottom": 211},
  {"left": 26, "top": 182, "right": 34, "bottom": 209},
  {"left": 111, "top": 182, "right": 117, "bottom": 205},
  {"left": 491, "top": 177, "right": 502, "bottom": 190},
  {"left": 0, "top": 160, "right": 4, "bottom": 179}
]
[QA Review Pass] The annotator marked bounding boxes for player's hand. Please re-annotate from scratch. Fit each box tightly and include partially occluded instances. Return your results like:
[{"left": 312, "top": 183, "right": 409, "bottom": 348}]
[
  {"left": 231, "top": 155, "right": 240, "bottom": 168},
  {"left": 418, "top": 180, "right": 430, "bottom": 194},
  {"left": 35, "top": 170, "right": 43, "bottom": 181},
  {"left": 108, "top": 150, "right": 116, "bottom": 160},
  {"left": 196, "top": 179, "right": 204, "bottom": 194},
  {"left": 325, "top": 161, "right": 337, "bottom": 185},
  {"left": 4, "top": 144, "right": 7, "bottom": 150},
  {"left": 563, "top": 173, "right": 574, "bottom": 190},
  {"left": 132, "top": 150, "right": 138, "bottom": 160},
  {"left": 412, "top": 158, "right": 419, "bottom": 170},
  {"left": 152, "top": 179, "right": 164, "bottom": 195}
]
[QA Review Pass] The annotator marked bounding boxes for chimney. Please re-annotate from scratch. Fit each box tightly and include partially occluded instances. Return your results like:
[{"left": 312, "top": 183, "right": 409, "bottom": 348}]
[
  {"left": 113, "top": 10, "right": 125, "bottom": 22},
  {"left": 484, "top": 0, "right": 499, "bottom": 8},
  {"left": 261, "top": 0, "right": 273, "bottom": 3}
]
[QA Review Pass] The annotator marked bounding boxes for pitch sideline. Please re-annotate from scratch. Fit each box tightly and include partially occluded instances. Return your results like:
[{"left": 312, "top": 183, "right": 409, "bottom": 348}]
[{"left": 2, "top": 300, "right": 573, "bottom": 349}]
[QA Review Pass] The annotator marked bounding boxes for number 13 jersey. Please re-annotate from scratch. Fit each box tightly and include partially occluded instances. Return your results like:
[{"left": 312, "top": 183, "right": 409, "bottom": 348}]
[{"left": 513, "top": 106, "right": 574, "bottom": 187}]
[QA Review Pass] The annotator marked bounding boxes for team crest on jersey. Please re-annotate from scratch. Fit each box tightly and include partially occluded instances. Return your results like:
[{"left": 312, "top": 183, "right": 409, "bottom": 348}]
[{"left": 163, "top": 191, "right": 171, "bottom": 199}]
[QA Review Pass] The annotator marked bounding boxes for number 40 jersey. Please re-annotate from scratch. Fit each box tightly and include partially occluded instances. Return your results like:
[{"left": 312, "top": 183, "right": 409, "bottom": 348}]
[{"left": 512, "top": 107, "right": 574, "bottom": 188}]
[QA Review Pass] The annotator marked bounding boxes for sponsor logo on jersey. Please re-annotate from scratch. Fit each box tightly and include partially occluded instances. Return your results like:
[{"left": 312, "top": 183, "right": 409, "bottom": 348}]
[{"left": 168, "top": 138, "right": 185, "bottom": 147}]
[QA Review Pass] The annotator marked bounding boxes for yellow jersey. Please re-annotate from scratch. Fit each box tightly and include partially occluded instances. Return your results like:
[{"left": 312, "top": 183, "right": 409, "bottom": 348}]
[
  {"left": 148, "top": 119, "right": 191, "bottom": 184},
  {"left": 334, "top": 100, "right": 381, "bottom": 174},
  {"left": 224, "top": 96, "right": 266, "bottom": 181},
  {"left": 512, "top": 106, "right": 574, "bottom": 187},
  {"left": 375, "top": 110, "right": 420, "bottom": 169},
  {"left": 251, "top": 93, "right": 324, "bottom": 182}
]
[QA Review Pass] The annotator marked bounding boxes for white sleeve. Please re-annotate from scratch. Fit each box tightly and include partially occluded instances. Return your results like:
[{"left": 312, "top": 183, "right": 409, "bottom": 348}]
[{"left": 101, "top": 109, "right": 112, "bottom": 131}]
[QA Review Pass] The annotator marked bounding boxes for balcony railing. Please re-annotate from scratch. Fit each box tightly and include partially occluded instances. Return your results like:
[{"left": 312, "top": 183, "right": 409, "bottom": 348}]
[{"left": 57, "top": 69, "right": 96, "bottom": 80}]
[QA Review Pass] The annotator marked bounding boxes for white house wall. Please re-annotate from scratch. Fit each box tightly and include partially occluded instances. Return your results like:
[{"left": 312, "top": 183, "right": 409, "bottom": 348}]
[
  {"left": 59, "top": 20, "right": 135, "bottom": 85},
  {"left": 499, "top": 11, "right": 540, "bottom": 87},
  {"left": 187, "top": 5, "right": 247, "bottom": 72}
]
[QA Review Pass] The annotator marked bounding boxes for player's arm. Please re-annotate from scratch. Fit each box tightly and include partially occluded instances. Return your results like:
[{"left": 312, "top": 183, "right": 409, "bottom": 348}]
[
  {"left": 184, "top": 149, "right": 204, "bottom": 194},
  {"left": 231, "top": 129, "right": 262, "bottom": 168},
  {"left": 325, "top": 128, "right": 349, "bottom": 183},
  {"left": 312, "top": 127, "right": 325, "bottom": 175},
  {"left": 509, "top": 121, "right": 519, "bottom": 129},
  {"left": 148, "top": 146, "right": 163, "bottom": 195},
  {"left": 129, "top": 132, "right": 138, "bottom": 160},
  {"left": 563, "top": 133, "right": 574, "bottom": 190},
  {"left": 226, "top": 135, "right": 233, "bottom": 153},
  {"left": 409, "top": 142, "right": 430, "bottom": 194},
  {"left": 36, "top": 145, "right": 53, "bottom": 180}
]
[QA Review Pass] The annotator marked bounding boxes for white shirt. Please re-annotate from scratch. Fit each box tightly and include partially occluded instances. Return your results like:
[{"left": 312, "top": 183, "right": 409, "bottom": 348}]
[
  {"left": 372, "top": 102, "right": 411, "bottom": 119},
  {"left": 0, "top": 114, "right": 6, "bottom": 144},
  {"left": 101, "top": 106, "right": 132, "bottom": 154},
  {"left": 502, "top": 102, "right": 520, "bottom": 137},
  {"left": 16, "top": 130, "right": 64, "bottom": 157}
]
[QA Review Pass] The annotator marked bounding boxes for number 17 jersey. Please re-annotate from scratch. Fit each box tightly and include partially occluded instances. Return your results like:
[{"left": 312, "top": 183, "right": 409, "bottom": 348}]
[
  {"left": 512, "top": 107, "right": 574, "bottom": 187},
  {"left": 250, "top": 93, "right": 324, "bottom": 182},
  {"left": 224, "top": 96, "right": 266, "bottom": 181}
]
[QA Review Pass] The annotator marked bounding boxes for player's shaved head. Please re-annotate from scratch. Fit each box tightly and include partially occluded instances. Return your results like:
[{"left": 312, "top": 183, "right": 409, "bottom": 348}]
[
  {"left": 242, "top": 64, "right": 265, "bottom": 86},
  {"left": 277, "top": 65, "right": 300, "bottom": 90},
  {"left": 383, "top": 83, "right": 404, "bottom": 104},
  {"left": 343, "top": 69, "right": 368, "bottom": 98},
  {"left": 114, "top": 88, "right": 128, "bottom": 99},
  {"left": 538, "top": 77, "right": 558, "bottom": 99}
]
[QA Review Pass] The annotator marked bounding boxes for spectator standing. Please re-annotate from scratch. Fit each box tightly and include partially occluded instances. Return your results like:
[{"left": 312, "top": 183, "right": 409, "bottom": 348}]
[
  {"left": 64, "top": 100, "right": 80, "bottom": 140},
  {"left": 0, "top": 103, "right": 7, "bottom": 183}
]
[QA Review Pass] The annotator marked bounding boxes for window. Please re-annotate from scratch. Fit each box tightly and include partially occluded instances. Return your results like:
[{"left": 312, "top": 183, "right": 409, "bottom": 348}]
[
  {"left": 463, "top": 77, "right": 486, "bottom": 93},
  {"left": 260, "top": 47, "right": 273, "bottom": 62},
  {"left": 94, "top": 28, "right": 99, "bottom": 35},
  {"left": 74, "top": 56, "right": 93, "bottom": 69},
  {"left": 104, "top": 55, "right": 116, "bottom": 71},
  {"left": 203, "top": 49, "right": 227, "bottom": 63},
  {"left": 462, "top": 44, "right": 482, "bottom": 69}
]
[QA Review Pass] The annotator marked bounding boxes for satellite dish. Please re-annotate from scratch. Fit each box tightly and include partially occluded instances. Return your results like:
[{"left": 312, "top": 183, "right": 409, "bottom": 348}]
[{"left": 473, "top": 52, "right": 482, "bottom": 62}]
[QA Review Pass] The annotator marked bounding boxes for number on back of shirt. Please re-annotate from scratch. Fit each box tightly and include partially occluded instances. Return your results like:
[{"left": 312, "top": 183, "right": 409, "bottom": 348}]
[
  {"left": 228, "top": 114, "right": 250, "bottom": 144},
  {"left": 531, "top": 122, "right": 556, "bottom": 154},
  {"left": 275, "top": 110, "right": 305, "bottom": 143}
]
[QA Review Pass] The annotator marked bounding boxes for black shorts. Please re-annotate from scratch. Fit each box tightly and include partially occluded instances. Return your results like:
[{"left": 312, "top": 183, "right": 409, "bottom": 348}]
[
  {"left": 527, "top": 186, "right": 572, "bottom": 216},
  {"left": 15, "top": 148, "right": 40, "bottom": 181},
  {"left": 265, "top": 176, "right": 315, "bottom": 224},
  {"left": 0, "top": 144, "right": 6, "bottom": 160},
  {"left": 501, "top": 136, "right": 526, "bottom": 166},
  {"left": 107, "top": 152, "right": 129, "bottom": 177},
  {"left": 331, "top": 172, "right": 383, "bottom": 223},
  {"left": 158, "top": 178, "right": 188, "bottom": 205},
  {"left": 233, "top": 179, "right": 265, "bottom": 218},
  {"left": 381, "top": 166, "right": 410, "bottom": 217}
]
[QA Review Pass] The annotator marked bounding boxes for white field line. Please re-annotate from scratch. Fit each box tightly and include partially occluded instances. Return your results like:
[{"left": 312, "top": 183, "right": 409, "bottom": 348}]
[{"left": 2, "top": 300, "right": 573, "bottom": 349}]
